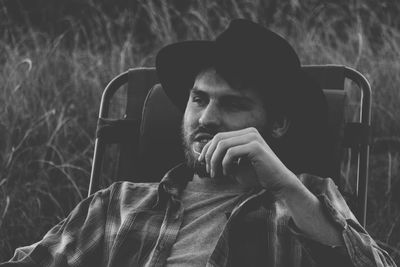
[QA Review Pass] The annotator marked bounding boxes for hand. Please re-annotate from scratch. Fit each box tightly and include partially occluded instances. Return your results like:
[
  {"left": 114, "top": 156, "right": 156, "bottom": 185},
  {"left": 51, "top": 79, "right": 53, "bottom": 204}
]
[
  {"left": 197, "top": 127, "right": 346, "bottom": 246},
  {"left": 198, "top": 127, "right": 299, "bottom": 195}
]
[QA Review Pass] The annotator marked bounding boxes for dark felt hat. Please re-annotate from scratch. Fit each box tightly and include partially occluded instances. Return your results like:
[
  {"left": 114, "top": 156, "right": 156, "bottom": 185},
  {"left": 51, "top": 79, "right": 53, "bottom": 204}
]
[{"left": 156, "top": 19, "right": 327, "bottom": 121}]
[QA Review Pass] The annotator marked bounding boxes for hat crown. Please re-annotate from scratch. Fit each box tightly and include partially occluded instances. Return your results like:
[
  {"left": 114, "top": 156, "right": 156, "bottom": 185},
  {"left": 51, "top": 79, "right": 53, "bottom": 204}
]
[
  {"left": 216, "top": 19, "right": 300, "bottom": 72},
  {"left": 207, "top": 19, "right": 301, "bottom": 99},
  {"left": 155, "top": 19, "right": 318, "bottom": 115}
]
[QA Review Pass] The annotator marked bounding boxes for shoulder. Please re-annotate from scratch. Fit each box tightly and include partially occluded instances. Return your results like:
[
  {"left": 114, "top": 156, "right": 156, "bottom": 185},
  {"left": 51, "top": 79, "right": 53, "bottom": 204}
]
[
  {"left": 92, "top": 181, "right": 159, "bottom": 197},
  {"left": 96, "top": 181, "right": 160, "bottom": 210},
  {"left": 106, "top": 181, "right": 159, "bottom": 194}
]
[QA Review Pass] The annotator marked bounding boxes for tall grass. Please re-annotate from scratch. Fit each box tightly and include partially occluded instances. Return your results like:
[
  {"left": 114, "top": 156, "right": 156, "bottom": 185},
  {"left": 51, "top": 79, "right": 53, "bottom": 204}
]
[
  {"left": 1, "top": 0, "right": 399, "bottom": 263},
  {"left": 0, "top": 11, "right": 142, "bottom": 256}
]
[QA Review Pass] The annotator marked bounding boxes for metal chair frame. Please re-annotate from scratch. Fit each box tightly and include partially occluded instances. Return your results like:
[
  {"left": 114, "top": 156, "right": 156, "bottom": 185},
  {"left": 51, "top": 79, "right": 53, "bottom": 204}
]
[{"left": 88, "top": 65, "right": 371, "bottom": 227}]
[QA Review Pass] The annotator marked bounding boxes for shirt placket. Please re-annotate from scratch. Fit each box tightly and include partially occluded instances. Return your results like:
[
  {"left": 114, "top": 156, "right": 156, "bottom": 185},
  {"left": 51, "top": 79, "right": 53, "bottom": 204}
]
[
  {"left": 145, "top": 196, "right": 184, "bottom": 267},
  {"left": 207, "top": 189, "right": 266, "bottom": 266}
]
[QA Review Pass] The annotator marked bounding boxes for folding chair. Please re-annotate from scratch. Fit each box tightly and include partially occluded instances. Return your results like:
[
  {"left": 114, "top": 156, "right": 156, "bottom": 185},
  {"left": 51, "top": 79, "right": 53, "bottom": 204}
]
[{"left": 88, "top": 65, "right": 371, "bottom": 227}]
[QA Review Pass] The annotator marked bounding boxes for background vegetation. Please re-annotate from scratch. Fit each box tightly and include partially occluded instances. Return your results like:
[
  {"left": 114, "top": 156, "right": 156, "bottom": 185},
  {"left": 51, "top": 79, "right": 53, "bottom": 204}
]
[{"left": 1, "top": 0, "right": 399, "bottom": 264}]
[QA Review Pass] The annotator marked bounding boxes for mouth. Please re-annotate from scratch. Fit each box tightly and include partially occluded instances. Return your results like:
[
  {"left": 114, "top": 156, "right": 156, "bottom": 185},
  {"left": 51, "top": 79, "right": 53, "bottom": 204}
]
[
  {"left": 194, "top": 133, "right": 214, "bottom": 142},
  {"left": 192, "top": 134, "right": 213, "bottom": 156}
]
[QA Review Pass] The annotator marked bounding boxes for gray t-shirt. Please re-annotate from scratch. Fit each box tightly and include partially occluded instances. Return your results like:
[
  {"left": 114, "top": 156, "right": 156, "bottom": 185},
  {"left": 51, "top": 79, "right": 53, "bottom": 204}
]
[{"left": 166, "top": 176, "right": 248, "bottom": 266}]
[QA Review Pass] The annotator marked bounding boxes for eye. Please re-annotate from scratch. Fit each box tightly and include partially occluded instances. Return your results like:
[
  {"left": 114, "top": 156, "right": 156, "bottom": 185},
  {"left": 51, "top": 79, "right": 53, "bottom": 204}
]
[
  {"left": 191, "top": 94, "right": 207, "bottom": 106},
  {"left": 225, "top": 100, "right": 246, "bottom": 110},
  {"left": 192, "top": 96, "right": 202, "bottom": 102},
  {"left": 228, "top": 101, "right": 242, "bottom": 108}
]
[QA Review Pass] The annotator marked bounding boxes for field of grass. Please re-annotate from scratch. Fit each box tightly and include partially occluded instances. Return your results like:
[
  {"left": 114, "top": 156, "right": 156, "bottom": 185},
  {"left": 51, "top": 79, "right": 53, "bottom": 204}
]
[{"left": 1, "top": 0, "right": 400, "bottom": 264}]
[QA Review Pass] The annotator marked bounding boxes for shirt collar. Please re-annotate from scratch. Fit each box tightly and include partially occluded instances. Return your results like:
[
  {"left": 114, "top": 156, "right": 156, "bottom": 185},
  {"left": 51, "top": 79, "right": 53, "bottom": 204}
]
[
  {"left": 154, "top": 163, "right": 269, "bottom": 210},
  {"left": 154, "top": 163, "right": 194, "bottom": 208}
]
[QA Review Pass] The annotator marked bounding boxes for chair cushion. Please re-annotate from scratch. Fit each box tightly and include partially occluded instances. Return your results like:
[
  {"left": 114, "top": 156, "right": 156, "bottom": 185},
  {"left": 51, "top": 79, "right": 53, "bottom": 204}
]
[{"left": 138, "top": 84, "right": 184, "bottom": 181}]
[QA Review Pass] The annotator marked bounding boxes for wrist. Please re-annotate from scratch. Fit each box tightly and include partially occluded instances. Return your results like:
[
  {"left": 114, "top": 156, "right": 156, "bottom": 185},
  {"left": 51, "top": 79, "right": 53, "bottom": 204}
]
[
  {"left": 277, "top": 175, "right": 319, "bottom": 213},
  {"left": 272, "top": 171, "right": 304, "bottom": 200}
]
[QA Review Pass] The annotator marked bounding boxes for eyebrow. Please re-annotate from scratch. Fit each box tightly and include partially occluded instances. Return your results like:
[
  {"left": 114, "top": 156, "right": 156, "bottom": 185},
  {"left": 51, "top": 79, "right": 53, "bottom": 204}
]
[
  {"left": 190, "top": 88, "right": 207, "bottom": 96},
  {"left": 190, "top": 87, "right": 256, "bottom": 105}
]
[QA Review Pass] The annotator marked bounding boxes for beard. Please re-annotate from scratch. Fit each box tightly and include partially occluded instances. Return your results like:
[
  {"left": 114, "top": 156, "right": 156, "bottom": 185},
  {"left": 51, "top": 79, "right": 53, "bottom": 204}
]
[
  {"left": 181, "top": 124, "right": 215, "bottom": 177},
  {"left": 181, "top": 121, "right": 273, "bottom": 178}
]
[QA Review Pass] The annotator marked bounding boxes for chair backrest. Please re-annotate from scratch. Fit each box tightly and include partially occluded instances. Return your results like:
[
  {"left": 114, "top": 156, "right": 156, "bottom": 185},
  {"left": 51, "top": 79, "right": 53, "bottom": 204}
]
[{"left": 89, "top": 65, "right": 371, "bottom": 226}]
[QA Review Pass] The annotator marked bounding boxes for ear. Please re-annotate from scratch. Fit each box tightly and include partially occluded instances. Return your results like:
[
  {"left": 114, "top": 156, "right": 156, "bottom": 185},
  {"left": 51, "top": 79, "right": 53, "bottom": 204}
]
[{"left": 271, "top": 117, "right": 290, "bottom": 138}]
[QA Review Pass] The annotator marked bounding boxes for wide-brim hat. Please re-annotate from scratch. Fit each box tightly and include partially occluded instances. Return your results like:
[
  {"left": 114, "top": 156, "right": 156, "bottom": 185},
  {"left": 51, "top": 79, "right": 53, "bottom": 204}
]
[{"left": 156, "top": 19, "right": 327, "bottom": 122}]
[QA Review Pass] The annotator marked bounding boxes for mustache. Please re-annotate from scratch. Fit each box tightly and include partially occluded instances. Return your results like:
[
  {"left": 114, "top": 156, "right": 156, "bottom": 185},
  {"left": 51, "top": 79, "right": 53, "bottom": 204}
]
[{"left": 189, "top": 126, "right": 219, "bottom": 141}]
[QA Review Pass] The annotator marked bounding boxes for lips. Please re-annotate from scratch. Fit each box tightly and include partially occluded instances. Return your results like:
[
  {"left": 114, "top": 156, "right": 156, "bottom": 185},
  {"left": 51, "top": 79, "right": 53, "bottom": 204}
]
[
  {"left": 194, "top": 133, "right": 213, "bottom": 142},
  {"left": 192, "top": 133, "right": 213, "bottom": 155}
]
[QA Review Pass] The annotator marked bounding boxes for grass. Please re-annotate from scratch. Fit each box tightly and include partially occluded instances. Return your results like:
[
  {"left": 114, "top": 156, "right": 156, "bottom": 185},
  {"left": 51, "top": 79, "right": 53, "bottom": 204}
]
[{"left": 1, "top": 0, "right": 400, "bottom": 264}]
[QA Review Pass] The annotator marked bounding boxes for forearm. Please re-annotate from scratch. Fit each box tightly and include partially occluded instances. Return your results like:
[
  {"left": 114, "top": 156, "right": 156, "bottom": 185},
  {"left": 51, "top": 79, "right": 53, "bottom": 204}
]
[
  {"left": 277, "top": 173, "right": 397, "bottom": 267},
  {"left": 278, "top": 174, "right": 344, "bottom": 246}
]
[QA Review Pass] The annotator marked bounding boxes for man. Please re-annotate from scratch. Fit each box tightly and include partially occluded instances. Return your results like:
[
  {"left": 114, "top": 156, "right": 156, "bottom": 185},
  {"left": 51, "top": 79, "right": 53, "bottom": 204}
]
[{"left": 2, "top": 19, "right": 396, "bottom": 266}]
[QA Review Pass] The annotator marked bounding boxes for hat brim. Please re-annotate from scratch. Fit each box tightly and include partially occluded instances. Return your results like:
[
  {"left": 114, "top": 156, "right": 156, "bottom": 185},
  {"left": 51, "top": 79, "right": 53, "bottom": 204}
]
[{"left": 156, "top": 41, "right": 216, "bottom": 111}]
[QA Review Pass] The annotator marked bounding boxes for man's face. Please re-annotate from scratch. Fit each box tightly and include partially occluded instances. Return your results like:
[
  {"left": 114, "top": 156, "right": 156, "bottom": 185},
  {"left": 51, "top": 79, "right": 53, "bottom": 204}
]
[{"left": 182, "top": 68, "right": 269, "bottom": 175}]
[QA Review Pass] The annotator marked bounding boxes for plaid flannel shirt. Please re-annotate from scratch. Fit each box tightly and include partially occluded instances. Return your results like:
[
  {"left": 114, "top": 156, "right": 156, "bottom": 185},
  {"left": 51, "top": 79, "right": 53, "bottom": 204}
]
[{"left": 2, "top": 164, "right": 396, "bottom": 267}]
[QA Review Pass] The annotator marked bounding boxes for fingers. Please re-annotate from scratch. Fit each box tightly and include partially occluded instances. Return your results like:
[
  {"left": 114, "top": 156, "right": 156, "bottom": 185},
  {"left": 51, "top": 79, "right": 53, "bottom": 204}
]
[
  {"left": 209, "top": 134, "right": 253, "bottom": 177},
  {"left": 198, "top": 127, "right": 264, "bottom": 178},
  {"left": 198, "top": 127, "right": 258, "bottom": 161},
  {"left": 221, "top": 143, "right": 256, "bottom": 176}
]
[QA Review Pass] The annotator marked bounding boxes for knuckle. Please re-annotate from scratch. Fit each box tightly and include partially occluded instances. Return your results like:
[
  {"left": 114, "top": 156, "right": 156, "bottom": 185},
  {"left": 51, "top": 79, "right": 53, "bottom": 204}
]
[
  {"left": 248, "top": 127, "right": 258, "bottom": 133},
  {"left": 217, "top": 140, "right": 227, "bottom": 150},
  {"left": 249, "top": 140, "right": 260, "bottom": 149},
  {"left": 248, "top": 128, "right": 261, "bottom": 140},
  {"left": 225, "top": 147, "right": 231, "bottom": 157},
  {"left": 251, "top": 131, "right": 263, "bottom": 142},
  {"left": 225, "top": 147, "right": 235, "bottom": 158},
  {"left": 222, "top": 156, "right": 230, "bottom": 168},
  {"left": 248, "top": 132, "right": 258, "bottom": 140},
  {"left": 214, "top": 132, "right": 223, "bottom": 141}
]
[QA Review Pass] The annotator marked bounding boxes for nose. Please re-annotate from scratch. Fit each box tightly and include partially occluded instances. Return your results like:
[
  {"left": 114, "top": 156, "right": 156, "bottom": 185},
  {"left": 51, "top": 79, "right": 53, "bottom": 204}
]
[{"left": 198, "top": 101, "right": 221, "bottom": 127}]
